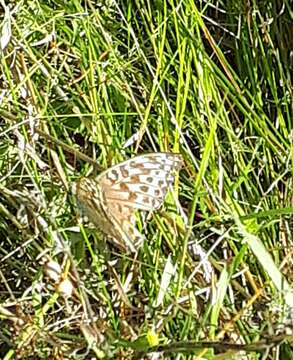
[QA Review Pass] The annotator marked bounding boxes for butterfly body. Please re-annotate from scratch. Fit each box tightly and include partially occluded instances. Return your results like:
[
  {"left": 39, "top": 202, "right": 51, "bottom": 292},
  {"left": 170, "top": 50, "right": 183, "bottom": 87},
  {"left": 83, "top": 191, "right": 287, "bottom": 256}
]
[{"left": 74, "top": 153, "right": 183, "bottom": 252}]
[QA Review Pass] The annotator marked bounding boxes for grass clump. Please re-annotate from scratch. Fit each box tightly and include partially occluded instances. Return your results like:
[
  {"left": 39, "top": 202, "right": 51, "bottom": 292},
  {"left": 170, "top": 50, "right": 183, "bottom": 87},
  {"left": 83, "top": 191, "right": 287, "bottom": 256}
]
[{"left": 0, "top": 0, "right": 292, "bottom": 359}]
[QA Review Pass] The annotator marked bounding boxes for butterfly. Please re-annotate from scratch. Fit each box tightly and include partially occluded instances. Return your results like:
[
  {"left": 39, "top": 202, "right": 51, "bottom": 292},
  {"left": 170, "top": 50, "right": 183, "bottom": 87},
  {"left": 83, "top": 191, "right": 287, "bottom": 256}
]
[{"left": 73, "top": 153, "right": 183, "bottom": 252}]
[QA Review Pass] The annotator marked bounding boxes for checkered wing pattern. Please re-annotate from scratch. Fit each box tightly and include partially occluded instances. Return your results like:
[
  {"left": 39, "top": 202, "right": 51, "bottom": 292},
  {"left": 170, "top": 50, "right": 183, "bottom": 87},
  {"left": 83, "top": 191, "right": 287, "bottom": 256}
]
[{"left": 74, "top": 153, "right": 183, "bottom": 252}]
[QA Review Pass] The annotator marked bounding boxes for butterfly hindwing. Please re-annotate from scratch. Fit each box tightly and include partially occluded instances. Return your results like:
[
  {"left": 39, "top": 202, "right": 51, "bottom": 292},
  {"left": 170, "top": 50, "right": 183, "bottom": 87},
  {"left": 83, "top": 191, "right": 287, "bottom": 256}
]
[{"left": 97, "top": 153, "right": 182, "bottom": 211}]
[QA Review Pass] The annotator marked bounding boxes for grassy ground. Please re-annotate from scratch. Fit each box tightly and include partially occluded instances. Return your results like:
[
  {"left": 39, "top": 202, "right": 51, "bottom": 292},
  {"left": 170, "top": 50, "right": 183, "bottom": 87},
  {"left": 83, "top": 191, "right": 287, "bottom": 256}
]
[{"left": 0, "top": 1, "right": 292, "bottom": 359}]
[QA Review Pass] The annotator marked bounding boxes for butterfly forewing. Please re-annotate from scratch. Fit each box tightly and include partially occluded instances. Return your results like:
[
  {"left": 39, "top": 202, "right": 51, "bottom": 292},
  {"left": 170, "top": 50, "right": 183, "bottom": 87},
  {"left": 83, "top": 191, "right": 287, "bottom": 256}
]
[{"left": 74, "top": 153, "right": 182, "bottom": 252}]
